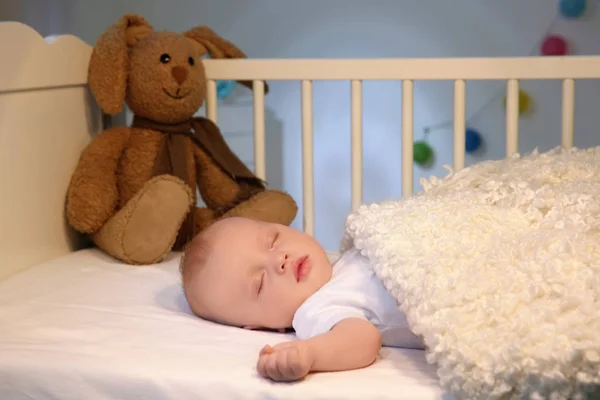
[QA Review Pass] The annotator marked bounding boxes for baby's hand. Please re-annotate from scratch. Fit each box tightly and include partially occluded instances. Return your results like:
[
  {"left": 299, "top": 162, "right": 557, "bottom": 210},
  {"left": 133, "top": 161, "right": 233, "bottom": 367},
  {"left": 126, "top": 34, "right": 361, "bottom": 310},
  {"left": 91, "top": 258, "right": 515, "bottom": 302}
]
[{"left": 257, "top": 340, "right": 314, "bottom": 382}]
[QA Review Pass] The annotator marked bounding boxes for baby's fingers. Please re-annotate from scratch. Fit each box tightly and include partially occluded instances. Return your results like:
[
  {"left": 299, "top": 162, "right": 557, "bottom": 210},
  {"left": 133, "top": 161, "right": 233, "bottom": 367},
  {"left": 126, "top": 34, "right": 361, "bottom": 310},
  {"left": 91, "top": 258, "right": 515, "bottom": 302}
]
[
  {"left": 257, "top": 353, "right": 282, "bottom": 381},
  {"left": 259, "top": 345, "right": 274, "bottom": 356},
  {"left": 257, "top": 355, "right": 266, "bottom": 377},
  {"left": 265, "top": 353, "right": 285, "bottom": 381},
  {"left": 257, "top": 345, "right": 308, "bottom": 382},
  {"left": 257, "top": 353, "right": 273, "bottom": 379}
]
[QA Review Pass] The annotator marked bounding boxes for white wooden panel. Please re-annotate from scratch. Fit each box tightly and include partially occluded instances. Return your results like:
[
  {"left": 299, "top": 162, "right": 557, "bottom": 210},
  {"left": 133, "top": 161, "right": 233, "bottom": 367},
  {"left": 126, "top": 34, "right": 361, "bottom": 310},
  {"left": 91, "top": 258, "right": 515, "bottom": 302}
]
[
  {"left": 0, "top": 22, "right": 102, "bottom": 281},
  {"left": 204, "top": 56, "right": 600, "bottom": 81},
  {"left": 0, "top": 22, "right": 90, "bottom": 92}
]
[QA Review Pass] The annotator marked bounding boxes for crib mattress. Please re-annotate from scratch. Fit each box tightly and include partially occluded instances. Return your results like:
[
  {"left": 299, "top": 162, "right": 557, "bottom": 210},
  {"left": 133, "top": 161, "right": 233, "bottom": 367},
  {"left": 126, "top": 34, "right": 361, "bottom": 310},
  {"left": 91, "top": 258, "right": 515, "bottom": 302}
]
[{"left": 0, "top": 249, "right": 448, "bottom": 400}]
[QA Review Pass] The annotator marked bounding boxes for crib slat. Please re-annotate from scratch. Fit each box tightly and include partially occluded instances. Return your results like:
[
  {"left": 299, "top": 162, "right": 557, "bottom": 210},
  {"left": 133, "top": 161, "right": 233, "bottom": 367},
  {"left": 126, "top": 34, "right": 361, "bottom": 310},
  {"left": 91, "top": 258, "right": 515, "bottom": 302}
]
[
  {"left": 402, "top": 80, "right": 414, "bottom": 198},
  {"left": 453, "top": 79, "right": 466, "bottom": 171},
  {"left": 505, "top": 79, "right": 519, "bottom": 156},
  {"left": 561, "top": 78, "right": 575, "bottom": 148},
  {"left": 206, "top": 80, "right": 218, "bottom": 123},
  {"left": 301, "top": 80, "right": 314, "bottom": 236},
  {"left": 351, "top": 80, "right": 363, "bottom": 211},
  {"left": 253, "top": 80, "right": 266, "bottom": 180}
]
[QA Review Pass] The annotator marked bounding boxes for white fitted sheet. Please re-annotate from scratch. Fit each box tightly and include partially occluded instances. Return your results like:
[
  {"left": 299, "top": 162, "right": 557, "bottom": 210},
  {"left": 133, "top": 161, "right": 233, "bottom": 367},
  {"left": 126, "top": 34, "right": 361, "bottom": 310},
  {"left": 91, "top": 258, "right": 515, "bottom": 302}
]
[{"left": 0, "top": 249, "right": 450, "bottom": 400}]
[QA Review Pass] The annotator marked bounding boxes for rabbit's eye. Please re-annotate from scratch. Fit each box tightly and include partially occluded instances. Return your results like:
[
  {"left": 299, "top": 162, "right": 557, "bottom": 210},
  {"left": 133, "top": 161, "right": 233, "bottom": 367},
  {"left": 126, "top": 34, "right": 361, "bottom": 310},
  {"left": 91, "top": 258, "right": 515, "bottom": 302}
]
[
  {"left": 160, "top": 53, "right": 171, "bottom": 64},
  {"left": 188, "top": 57, "right": 195, "bottom": 66}
]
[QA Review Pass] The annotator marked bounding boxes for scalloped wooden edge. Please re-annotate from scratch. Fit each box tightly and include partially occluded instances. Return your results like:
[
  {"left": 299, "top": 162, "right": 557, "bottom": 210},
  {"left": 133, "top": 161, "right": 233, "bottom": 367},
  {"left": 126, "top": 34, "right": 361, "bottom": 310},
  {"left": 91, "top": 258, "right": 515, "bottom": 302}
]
[
  {"left": 0, "top": 21, "right": 92, "bottom": 93},
  {"left": 0, "top": 22, "right": 101, "bottom": 281}
]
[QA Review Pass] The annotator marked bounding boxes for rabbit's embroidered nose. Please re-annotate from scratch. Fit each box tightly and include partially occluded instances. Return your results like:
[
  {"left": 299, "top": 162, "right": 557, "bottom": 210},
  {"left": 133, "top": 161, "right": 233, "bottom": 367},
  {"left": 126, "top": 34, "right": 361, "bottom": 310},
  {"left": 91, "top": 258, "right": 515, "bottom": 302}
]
[{"left": 171, "top": 66, "right": 188, "bottom": 85}]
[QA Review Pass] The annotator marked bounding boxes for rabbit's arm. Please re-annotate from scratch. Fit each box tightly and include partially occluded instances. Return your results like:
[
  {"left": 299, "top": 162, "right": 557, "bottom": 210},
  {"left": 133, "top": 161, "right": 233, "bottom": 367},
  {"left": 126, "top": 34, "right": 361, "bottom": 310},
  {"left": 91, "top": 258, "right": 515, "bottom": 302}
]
[
  {"left": 193, "top": 144, "right": 244, "bottom": 210},
  {"left": 191, "top": 117, "right": 264, "bottom": 211},
  {"left": 66, "top": 126, "right": 131, "bottom": 234}
]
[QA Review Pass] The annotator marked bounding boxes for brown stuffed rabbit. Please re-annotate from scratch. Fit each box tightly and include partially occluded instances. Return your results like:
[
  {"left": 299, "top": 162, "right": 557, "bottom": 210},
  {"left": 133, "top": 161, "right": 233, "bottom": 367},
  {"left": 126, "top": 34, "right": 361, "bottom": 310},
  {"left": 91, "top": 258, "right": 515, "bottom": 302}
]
[{"left": 66, "top": 14, "right": 297, "bottom": 265}]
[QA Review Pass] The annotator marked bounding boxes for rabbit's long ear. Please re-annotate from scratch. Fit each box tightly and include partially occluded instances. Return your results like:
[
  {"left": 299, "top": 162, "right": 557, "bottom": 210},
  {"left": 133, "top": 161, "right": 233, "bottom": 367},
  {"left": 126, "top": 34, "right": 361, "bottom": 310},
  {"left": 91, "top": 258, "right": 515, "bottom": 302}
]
[
  {"left": 88, "top": 14, "right": 152, "bottom": 115},
  {"left": 183, "top": 26, "right": 269, "bottom": 94},
  {"left": 183, "top": 26, "right": 246, "bottom": 59}
]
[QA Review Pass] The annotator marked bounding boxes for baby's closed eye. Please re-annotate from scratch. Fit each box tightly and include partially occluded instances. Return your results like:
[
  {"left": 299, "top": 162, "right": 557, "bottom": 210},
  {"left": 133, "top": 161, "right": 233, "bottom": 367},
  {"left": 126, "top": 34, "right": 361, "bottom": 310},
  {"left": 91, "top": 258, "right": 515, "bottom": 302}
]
[
  {"left": 269, "top": 231, "right": 279, "bottom": 250},
  {"left": 256, "top": 270, "right": 266, "bottom": 296}
]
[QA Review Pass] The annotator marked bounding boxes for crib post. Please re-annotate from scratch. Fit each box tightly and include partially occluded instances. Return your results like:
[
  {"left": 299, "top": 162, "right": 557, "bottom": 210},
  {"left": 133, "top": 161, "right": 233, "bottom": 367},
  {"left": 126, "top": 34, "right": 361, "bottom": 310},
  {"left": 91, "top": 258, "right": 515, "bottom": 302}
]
[
  {"left": 351, "top": 80, "right": 363, "bottom": 211},
  {"left": 301, "top": 80, "right": 314, "bottom": 236},
  {"left": 453, "top": 79, "right": 466, "bottom": 171},
  {"left": 561, "top": 78, "right": 575, "bottom": 149},
  {"left": 401, "top": 80, "right": 414, "bottom": 197},
  {"left": 206, "top": 80, "right": 218, "bottom": 123},
  {"left": 505, "top": 79, "right": 520, "bottom": 156},
  {"left": 253, "top": 80, "right": 266, "bottom": 180}
]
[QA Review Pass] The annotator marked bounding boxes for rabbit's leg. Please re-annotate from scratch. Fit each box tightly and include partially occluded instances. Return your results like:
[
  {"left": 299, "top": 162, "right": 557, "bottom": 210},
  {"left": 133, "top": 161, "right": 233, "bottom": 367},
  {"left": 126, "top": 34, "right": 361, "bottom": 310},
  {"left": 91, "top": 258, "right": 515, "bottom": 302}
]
[
  {"left": 194, "top": 147, "right": 298, "bottom": 226},
  {"left": 219, "top": 189, "right": 298, "bottom": 227},
  {"left": 92, "top": 175, "right": 194, "bottom": 264}
]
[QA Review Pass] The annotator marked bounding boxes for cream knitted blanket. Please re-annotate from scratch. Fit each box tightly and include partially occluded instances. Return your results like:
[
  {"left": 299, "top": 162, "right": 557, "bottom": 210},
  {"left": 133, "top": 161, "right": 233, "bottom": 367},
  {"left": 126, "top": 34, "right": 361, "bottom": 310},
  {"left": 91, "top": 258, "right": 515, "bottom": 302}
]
[{"left": 340, "top": 146, "right": 600, "bottom": 400}]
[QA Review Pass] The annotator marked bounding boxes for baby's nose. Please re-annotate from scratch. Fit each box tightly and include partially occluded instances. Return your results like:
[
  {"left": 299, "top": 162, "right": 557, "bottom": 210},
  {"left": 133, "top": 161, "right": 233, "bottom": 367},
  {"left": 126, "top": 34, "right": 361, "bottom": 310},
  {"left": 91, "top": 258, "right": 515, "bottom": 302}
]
[{"left": 276, "top": 253, "right": 290, "bottom": 273}]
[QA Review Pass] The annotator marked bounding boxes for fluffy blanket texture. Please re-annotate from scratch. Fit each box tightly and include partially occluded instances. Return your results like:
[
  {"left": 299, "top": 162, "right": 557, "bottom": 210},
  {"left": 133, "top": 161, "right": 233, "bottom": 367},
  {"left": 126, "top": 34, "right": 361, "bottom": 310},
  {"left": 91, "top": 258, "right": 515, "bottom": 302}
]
[{"left": 340, "top": 146, "right": 600, "bottom": 400}]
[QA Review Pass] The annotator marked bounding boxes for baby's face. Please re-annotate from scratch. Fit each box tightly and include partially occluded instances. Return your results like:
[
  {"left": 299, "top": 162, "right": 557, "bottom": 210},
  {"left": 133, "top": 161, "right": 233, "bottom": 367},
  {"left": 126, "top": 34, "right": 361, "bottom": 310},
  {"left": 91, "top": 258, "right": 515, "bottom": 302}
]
[{"left": 184, "top": 217, "right": 332, "bottom": 330}]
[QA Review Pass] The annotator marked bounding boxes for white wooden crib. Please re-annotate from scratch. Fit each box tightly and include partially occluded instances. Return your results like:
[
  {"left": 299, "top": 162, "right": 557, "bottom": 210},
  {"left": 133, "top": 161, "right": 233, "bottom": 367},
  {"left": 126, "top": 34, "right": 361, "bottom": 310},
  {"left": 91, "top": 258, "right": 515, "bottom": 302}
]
[{"left": 2, "top": 21, "right": 600, "bottom": 400}]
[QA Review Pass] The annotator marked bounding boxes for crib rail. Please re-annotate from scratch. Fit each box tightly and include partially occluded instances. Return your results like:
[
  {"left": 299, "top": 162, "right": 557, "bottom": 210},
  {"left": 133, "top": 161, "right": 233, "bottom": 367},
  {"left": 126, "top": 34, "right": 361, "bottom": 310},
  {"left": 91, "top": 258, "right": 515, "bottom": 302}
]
[{"left": 203, "top": 56, "right": 600, "bottom": 235}]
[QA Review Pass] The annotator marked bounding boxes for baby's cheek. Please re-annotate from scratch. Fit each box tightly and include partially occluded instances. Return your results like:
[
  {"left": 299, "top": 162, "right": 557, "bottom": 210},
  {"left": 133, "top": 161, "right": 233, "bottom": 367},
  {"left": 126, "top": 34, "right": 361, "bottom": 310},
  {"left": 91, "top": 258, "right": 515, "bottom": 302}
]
[
  {"left": 264, "top": 291, "right": 291, "bottom": 314},
  {"left": 266, "top": 289, "right": 285, "bottom": 307}
]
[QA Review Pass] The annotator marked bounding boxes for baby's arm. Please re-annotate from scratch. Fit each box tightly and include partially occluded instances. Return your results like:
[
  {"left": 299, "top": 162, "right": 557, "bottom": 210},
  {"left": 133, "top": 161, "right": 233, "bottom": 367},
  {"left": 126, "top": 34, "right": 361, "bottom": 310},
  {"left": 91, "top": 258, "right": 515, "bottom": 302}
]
[
  {"left": 308, "top": 317, "right": 382, "bottom": 372},
  {"left": 257, "top": 317, "right": 381, "bottom": 381}
]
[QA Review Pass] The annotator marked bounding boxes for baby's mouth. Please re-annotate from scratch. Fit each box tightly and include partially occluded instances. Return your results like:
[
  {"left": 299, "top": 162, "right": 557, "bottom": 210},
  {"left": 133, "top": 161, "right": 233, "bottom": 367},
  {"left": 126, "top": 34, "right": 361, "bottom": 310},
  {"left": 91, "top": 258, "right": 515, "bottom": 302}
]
[{"left": 293, "top": 256, "right": 310, "bottom": 282}]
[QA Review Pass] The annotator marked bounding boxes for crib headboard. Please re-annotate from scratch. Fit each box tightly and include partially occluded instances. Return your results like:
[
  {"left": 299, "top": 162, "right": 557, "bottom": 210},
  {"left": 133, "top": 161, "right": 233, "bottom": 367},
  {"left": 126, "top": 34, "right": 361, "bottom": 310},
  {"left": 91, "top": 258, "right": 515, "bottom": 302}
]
[{"left": 0, "top": 22, "right": 103, "bottom": 281}]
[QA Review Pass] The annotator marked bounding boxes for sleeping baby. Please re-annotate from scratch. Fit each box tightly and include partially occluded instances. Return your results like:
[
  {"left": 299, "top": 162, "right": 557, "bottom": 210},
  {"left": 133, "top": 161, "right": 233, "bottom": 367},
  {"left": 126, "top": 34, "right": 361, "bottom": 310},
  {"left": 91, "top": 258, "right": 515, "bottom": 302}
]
[{"left": 180, "top": 216, "right": 423, "bottom": 382}]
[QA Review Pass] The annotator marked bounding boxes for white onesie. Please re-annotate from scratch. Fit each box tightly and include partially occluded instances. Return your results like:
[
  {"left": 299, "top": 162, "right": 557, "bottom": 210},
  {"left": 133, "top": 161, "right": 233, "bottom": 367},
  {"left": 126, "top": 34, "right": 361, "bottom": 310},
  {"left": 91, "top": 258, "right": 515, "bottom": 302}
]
[{"left": 292, "top": 247, "right": 424, "bottom": 349}]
